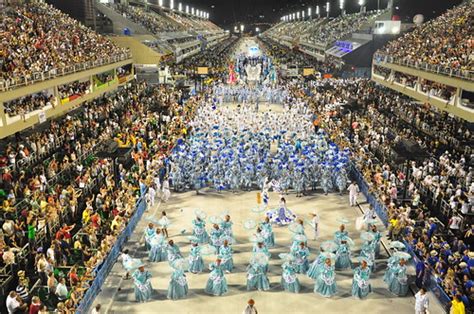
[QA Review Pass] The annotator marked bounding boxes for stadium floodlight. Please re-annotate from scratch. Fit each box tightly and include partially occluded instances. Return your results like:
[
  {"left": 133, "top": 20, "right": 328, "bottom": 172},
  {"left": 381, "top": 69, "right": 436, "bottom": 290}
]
[
  {"left": 159, "top": 0, "right": 163, "bottom": 6},
  {"left": 196, "top": 9, "right": 200, "bottom": 17},
  {"left": 316, "top": 5, "right": 320, "bottom": 16},
  {"left": 170, "top": 0, "right": 174, "bottom": 10},
  {"left": 293, "top": 13, "right": 296, "bottom": 20},
  {"left": 339, "top": 0, "right": 344, "bottom": 10},
  {"left": 178, "top": 2, "right": 182, "bottom": 11},
  {"left": 191, "top": 7, "right": 195, "bottom": 15},
  {"left": 185, "top": 5, "right": 189, "bottom": 13},
  {"left": 240, "top": 24, "right": 244, "bottom": 32},
  {"left": 326, "top": 1, "right": 330, "bottom": 17},
  {"left": 358, "top": 0, "right": 365, "bottom": 5},
  {"left": 296, "top": 11, "right": 300, "bottom": 19},
  {"left": 302, "top": 10, "right": 305, "bottom": 19},
  {"left": 308, "top": 7, "right": 312, "bottom": 17},
  {"left": 256, "top": 27, "right": 260, "bottom": 32}
]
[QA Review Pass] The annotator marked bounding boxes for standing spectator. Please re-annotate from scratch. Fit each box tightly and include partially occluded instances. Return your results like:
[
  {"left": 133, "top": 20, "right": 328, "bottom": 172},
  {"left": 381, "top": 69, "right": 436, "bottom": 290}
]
[
  {"left": 29, "top": 296, "right": 42, "bottom": 314},
  {"left": 6, "top": 291, "right": 27, "bottom": 314},
  {"left": 415, "top": 287, "right": 429, "bottom": 314},
  {"left": 243, "top": 299, "right": 258, "bottom": 314},
  {"left": 451, "top": 294, "right": 466, "bottom": 314},
  {"left": 55, "top": 277, "right": 68, "bottom": 302}
]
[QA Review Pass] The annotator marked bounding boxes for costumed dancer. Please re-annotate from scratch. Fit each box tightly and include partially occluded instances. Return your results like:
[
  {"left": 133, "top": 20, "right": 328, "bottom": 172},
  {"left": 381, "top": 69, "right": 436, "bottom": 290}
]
[
  {"left": 167, "top": 260, "right": 189, "bottom": 300},
  {"left": 352, "top": 259, "right": 372, "bottom": 299},
  {"left": 132, "top": 264, "right": 153, "bottom": 303},
  {"left": 205, "top": 259, "right": 228, "bottom": 296},
  {"left": 291, "top": 242, "right": 310, "bottom": 274},
  {"left": 167, "top": 240, "right": 183, "bottom": 264},
  {"left": 261, "top": 178, "right": 271, "bottom": 208},
  {"left": 220, "top": 215, "right": 234, "bottom": 240},
  {"left": 387, "top": 259, "right": 408, "bottom": 296},
  {"left": 253, "top": 242, "right": 271, "bottom": 273},
  {"left": 192, "top": 216, "right": 209, "bottom": 244},
  {"left": 246, "top": 255, "right": 270, "bottom": 291},
  {"left": 360, "top": 241, "right": 376, "bottom": 272},
  {"left": 149, "top": 229, "right": 167, "bottom": 262},
  {"left": 144, "top": 223, "right": 156, "bottom": 251},
  {"left": 370, "top": 225, "right": 382, "bottom": 257},
  {"left": 334, "top": 224, "right": 349, "bottom": 244},
  {"left": 335, "top": 239, "right": 352, "bottom": 270},
  {"left": 210, "top": 224, "right": 223, "bottom": 252},
  {"left": 314, "top": 258, "right": 337, "bottom": 298},
  {"left": 307, "top": 254, "right": 325, "bottom": 280},
  {"left": 159, "top": 211, "right": 170, "bottom": 238},
  {"left": 266, "top": 197, "right": 296, "bottom": 226},
  {"left": 188, "top": 242, "right": 204, "bottom": 274},
  {"left": 218, "top": 240, "right": 234, "bottom": 273},
  {"left": 383, "top": 255, "right": 400, "bottom": 284},
  {"left": 281, "top": 255, "right": 301, "bottom": 293},
  {"left": 162, "top": 176, "right": 171, "bottom": 202},
  {"left": 260, "top": 217, "right": 275, "bottom": 248}
]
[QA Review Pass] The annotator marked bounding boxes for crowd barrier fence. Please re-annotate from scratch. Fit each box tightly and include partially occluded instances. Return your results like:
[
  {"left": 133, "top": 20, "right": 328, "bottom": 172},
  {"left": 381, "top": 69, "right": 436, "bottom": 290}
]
[{"left": 75, "top": 195, "right": 147, "bottom": 313}]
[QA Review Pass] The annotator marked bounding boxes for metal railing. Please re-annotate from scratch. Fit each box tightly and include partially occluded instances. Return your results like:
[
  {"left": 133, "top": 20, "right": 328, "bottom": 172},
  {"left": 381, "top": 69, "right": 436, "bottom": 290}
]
[
  {"left": 373, "top": 53, "right": 474, "bottom": 81},
  {"left": 0, "top": 52, "right": 132, "bottom": 92}
]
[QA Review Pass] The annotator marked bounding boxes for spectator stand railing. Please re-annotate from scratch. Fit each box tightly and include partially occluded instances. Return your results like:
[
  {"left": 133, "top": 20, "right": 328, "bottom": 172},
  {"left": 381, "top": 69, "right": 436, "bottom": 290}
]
[
  {"left": 349, "top": 161, "right": 452, "bottom": 308},
  {"left": 75, "top": 192, "right": 148, "bottom": 314},
  {"left": 0, "top": 52, "right": 132, "bottom": 92},
  {"left": 373, "top": 53, "right": 474, "bottom": 81}
]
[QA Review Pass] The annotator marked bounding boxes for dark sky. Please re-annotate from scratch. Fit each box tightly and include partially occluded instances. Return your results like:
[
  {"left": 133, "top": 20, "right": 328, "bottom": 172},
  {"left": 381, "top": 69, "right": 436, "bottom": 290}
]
[{"left": 189, "top": 0, "right": 463, "bottom": 29}]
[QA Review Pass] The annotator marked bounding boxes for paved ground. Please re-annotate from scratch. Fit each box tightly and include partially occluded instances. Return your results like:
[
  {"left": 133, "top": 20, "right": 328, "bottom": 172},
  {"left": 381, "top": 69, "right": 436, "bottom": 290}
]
[{"left": 92, "top": 188, "right": 439, "bottom": 314}]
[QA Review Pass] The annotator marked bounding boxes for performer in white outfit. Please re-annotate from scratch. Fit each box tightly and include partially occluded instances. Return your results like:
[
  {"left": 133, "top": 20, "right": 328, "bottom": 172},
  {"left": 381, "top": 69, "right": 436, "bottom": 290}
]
[
  {"left": 348, "top": 181, "right": 359, "bottom": 207},
  {"left": 311, "top": 212, "right": 320, "bottom": 240},
  {"left": 414, "top": 287, "right": 429, "bottom": 314}
]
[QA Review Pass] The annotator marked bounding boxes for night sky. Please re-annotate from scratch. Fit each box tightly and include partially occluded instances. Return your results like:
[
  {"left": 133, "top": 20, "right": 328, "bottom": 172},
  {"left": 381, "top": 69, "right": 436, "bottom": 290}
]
[{"left": 187, "top": 0, "right": 463, "bottom": 30}]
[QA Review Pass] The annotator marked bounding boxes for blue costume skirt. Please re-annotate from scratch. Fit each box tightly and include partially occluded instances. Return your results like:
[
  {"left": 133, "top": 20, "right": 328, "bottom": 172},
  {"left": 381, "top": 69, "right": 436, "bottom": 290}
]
[
  {"left": 188, "top": 256, "right": 204, "bottom": 273},
  {"left": 282, "top": 274, "right": 300, "bottom": 293},
  {"left": 167, "top": 278, "right": 188, "bottom": 300},
  {"left": 205, "top": 275, "right": 228, "bottom": 296},
  {"left": 314, "top": 278, "right": 337, "bottom": 297},
  {"left": 247, "top": 273, "right": 270, "bottom": 291},
  {"left": 335, "top": 254, "right": 352, "bottom": 270}
]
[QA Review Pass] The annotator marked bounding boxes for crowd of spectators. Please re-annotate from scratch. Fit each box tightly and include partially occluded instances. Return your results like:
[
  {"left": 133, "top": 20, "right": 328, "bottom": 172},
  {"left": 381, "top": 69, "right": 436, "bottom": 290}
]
[
  {"left": 0, "top": 81, "right": 199, "bottom": 313},
  {"left": 376, "top": 1, "right": 473, "bottom": 75},
  {"left": 4, "top": 93, "right": 55, "bottom": 119},
  {"left": 58, "top": 81, "right": 91, "bottom": 100},
  {"left": 0, "top": 2, "right": 130, "bottom": 90}
]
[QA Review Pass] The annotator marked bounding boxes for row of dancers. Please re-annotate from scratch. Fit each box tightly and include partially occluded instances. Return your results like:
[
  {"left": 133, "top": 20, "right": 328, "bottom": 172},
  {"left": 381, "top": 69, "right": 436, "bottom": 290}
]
[{"left": 125, "top": 206, "right": 410, "bottom": 302}]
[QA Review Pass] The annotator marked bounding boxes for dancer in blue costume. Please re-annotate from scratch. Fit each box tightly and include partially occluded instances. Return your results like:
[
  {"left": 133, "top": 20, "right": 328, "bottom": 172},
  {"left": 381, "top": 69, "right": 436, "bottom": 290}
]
[
  {"left": 334, "top": 224, "right": 349, "bottom": 244},
  {"left": 314, "top": 258, "right": 337, "bottom": 297},
  {"left": 360, "top": 241, "right": 376, "bottom": 272},
  {"left": 266, "top": 197, "right": 296, "bottom": 226},
  {"left": 192, "top": 216, "right": 209, "bottom": 244},
  {"left": 335, "top": 240, "right": 352, "bottom": 270},
  {"left": 291, "top": 242, "right": 310, "bottom": 274},
  {"left": 218, "top": 240, "right": 234, "bottom": 273},
  {"left": 387, "top": 259, "right": 408, "bottom": 296},
  {"left": 132, "top": 264, "right": 153, "bottom": 303},
  {"left": 307, "top": 254, "right": 326, "bottom": 280},
  {"left": 246, "top": 259, "right": 270, "bottom": 291},
  {"left": 253, "top": 242, "right": 271, "bottom": 273},
  {"left": 144, "top": 223, "right": 156, "bottom": 251},
  {"left": 281, "top": 257, "right": 301, "bottom": 293},
  {"left": 260, "top": 217, "right": 275, "bottom": 248},
  {"left": 149, "top": 228, "right": 167, "bottom": 262},
  {"left": 352, "top": 259, "right": 372, "bottom": 299},
  {"left": 167, "top": 261, "right": 189, "bottom": 300},
  {"left": 205, "top": 259, "right": 228, "bottom": 296},
  {"left": 210, "top": 224, "right": 223, "bottom": 252},
  {"left": 188, "top": 242, "right": 204, "bottom": 274},
  {"left": 383, "top": 255, "right": 400, "bottom": 284},
  {"left": 166, "top": 239, "right": 183, "bottom": 264},
  {"left": 370, "top": 224, "right": 382, "bottom": 257},
  {"left": 220, "top": 215, "right": 234, "bottom": 240}
]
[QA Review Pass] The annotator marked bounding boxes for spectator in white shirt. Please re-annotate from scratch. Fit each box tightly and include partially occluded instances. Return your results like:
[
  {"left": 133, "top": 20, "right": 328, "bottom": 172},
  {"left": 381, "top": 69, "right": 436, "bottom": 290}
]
[
  {"left": 6, "top": 291, "right": 26, "bottom": 314},
  {"left": 415, "top": 287, "right": 429, "bottom": 314}
]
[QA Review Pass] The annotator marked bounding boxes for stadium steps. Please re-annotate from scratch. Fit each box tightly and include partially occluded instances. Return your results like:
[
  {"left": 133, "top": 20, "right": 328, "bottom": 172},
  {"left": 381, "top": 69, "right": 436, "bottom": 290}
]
[{"left": 95, "top": 2, "right": 155, "bottom": 36}]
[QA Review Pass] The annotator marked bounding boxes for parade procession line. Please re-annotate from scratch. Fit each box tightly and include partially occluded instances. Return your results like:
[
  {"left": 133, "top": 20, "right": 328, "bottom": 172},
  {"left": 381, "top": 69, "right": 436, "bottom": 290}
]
[{"left": 93, "top": 189, "right": 419, "bottom": 314}]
